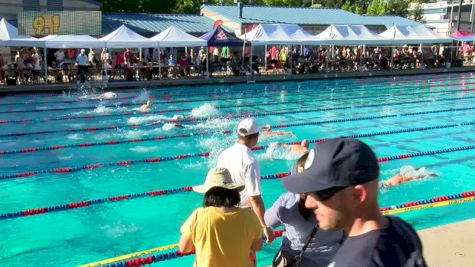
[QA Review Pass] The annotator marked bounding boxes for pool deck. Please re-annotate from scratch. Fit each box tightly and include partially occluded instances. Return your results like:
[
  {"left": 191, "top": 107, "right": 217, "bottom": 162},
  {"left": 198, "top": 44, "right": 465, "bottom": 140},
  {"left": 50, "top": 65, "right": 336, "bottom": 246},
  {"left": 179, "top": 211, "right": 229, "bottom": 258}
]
[
  {"left": 419, "top": 219, "right": 475, "bottom": 267},
  {"left": 2, "top": 66, "right": 475, "bottom": 94}
]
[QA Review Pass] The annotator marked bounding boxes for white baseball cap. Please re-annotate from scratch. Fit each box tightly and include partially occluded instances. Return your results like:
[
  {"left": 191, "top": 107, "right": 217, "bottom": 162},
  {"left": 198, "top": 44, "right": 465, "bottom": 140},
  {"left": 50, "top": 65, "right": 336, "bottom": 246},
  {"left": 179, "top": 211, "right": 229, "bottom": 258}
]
[{"left": 237, "top": 118, "right": 260, "bottom": 137}]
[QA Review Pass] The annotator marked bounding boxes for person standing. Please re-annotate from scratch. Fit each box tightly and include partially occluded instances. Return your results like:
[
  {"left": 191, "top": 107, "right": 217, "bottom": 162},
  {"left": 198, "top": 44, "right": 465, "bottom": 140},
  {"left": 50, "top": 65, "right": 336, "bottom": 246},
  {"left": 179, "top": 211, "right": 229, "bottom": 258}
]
[
  {"left": 76, "top": 49, "right": 89, "bottom": 83},
  {"left": 216, "top": 118, "right": 274, "bottom": 244},
  {"left": 179, "top": 167, "right": 262, "bottom": 267},
  {"left": 282, "top": 138, "right": 427, "bottom": 267}
]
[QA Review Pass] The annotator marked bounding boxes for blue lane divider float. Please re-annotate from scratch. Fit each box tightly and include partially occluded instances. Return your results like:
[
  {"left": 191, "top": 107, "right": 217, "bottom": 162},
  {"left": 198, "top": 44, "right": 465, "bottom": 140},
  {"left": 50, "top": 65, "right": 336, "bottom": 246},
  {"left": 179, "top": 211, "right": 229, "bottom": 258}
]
[
  {"left": 2, "top": 142, "right": 475, "bottom": 220},
  {"left": 1, "top": 119, "right": 473, "bottom": 156},
  {"left": 0, "top": 131, "right": 473, "bottom": 181},
  {"left": 0, "top": 81, "right": 472, "bottom": 124},
  {"left": 0, "top": 75, "right": 472, "bottom": 115},
  {"left": 1, "top": 93, "right": 474, "bottom": 138}
]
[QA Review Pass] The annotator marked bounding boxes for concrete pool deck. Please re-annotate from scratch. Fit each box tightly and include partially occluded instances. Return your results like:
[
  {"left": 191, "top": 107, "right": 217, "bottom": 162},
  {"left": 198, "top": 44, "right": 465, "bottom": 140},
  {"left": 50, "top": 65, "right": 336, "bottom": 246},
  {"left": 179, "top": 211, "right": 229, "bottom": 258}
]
[
  {"left": 2, "top": 66, "right": 475, "bottom": 94},
  {"left": 419, "top": 219, "right": 475, "bottom": 267}
]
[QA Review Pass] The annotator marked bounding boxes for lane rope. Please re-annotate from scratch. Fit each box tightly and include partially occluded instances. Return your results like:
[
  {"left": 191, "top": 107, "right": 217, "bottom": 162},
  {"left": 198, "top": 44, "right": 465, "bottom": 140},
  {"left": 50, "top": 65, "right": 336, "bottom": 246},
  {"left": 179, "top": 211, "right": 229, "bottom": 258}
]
[
  {"left": 0, "top": 82, "right": 472, "bottom": 124},
  {"left": 79, "top": 190, "right": 475, "bottom": 267},
  {"left": 1, "top": 95, "right": 474, "bottom": 138},
  {"left": 2, "top": 144, "right": 474, "bottom": 216},
  {"left": 1, "top": 119, "right": 473, "bottom": 157},
  {"left": 0, "top": 76, "right": 472, "bottom": 114}
]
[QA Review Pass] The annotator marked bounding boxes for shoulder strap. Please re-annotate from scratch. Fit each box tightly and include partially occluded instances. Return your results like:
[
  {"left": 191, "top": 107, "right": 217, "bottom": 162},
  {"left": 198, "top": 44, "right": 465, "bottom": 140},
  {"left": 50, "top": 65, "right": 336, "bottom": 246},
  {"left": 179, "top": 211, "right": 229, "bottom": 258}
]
[{"left": 287, "top": 226, "right": 318, "bottom": 266}]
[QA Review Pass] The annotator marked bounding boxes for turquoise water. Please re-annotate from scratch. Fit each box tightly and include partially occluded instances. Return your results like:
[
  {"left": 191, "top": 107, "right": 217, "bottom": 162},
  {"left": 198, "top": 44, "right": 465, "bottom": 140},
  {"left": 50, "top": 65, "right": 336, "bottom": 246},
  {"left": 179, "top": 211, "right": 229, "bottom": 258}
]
[{"left": 0, "top": 73, "right": 474, "bottom": 267}]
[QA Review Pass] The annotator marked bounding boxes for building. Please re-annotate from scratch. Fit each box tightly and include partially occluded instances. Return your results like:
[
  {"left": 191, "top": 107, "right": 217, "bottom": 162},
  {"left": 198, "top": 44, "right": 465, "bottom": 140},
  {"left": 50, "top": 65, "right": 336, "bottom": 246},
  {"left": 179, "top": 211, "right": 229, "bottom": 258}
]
[
  {"left": 200, "top": 4, "right": 422, "bottom": 35},
  {"left": 0, "top": 0, "right": 100, "bottom": 20},
  {"left": 419, "top": 0, "right": 475, "bottom": 36}
]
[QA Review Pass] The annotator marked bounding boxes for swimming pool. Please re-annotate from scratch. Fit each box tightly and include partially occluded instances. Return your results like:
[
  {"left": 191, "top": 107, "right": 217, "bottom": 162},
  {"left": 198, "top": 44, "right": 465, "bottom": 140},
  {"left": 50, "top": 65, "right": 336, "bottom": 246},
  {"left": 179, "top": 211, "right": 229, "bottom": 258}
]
[{"left": 0, "top": 72, "right": 474, "bottom": 267}]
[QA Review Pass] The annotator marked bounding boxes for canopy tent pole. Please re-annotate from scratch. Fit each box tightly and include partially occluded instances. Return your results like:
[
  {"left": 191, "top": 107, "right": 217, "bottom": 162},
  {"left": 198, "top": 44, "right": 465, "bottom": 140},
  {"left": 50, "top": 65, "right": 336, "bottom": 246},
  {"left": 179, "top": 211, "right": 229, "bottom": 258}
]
[
  {"left": 264, "top": 44, "right": 267, "bottom": 73},
  {"left": 420, "top": 43, "right": 423, "bottom": 69},
  {"left": 158, "top": 47, "right": 162, "bottom": 80},
  {"left": 43, "top": 47, "right": 48, "bottom": 84},
  {"left": 250, "top": 44, "right": 253, "bottom": 76},
  {"left": 139, "top": 48, "right": 142, "bottom": 61},
  {"left": 289, "top": 45, "right": 293, "bottom": 75},
  {"left": 360, "top": 45, "right": 366, "bottom": 72},
  {"left": 206, "top": 46, "right": 209, "bottom": 78}
]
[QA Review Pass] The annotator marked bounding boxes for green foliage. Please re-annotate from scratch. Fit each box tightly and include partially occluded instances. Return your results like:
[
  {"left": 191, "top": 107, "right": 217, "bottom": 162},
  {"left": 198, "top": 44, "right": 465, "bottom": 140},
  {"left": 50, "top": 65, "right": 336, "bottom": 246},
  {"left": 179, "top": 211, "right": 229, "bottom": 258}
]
[{"left": 101, "top": 0, "right": 413, "bottom": 18}]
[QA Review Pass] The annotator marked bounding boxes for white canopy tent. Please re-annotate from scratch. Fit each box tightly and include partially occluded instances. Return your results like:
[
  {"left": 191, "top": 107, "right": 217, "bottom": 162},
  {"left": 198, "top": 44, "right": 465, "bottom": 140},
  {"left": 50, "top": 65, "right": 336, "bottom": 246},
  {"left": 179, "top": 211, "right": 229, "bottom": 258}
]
[
  {"left": 0, "top": 18, "right": 41, "bottom": 47},
  {"left": 100, "top": 25, "right": 155, "bottom": 48},
  {"left": 40, "top": 35, "right": 105, "bottom": 48},
  {"left": 244, "top": 24, "right": 319, "bottom": 45},
  {"left": 150, "top": 26, "right": 206, "bottom": 47},
  {"left": 315, "top": 24, "right": 389, "bottom": 45},
  {"left": 379, "top": 25, "right": 452, "bottom": 45}
]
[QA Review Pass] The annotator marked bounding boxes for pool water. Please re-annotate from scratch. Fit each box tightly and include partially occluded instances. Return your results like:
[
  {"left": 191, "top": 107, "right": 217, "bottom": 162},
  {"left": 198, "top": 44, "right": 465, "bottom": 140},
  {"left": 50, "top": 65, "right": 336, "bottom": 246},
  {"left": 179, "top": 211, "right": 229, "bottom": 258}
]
[{"left": 0, "top": 72, "right": 474, "bottom": 267}]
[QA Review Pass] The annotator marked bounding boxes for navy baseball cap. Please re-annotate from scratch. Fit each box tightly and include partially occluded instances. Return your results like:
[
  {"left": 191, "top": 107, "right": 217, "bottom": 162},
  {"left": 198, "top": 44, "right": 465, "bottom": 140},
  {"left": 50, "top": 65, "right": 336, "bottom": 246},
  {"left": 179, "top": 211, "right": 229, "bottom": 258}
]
[{"left": 282, "top": 138, "right": 380, "bottom": 193}]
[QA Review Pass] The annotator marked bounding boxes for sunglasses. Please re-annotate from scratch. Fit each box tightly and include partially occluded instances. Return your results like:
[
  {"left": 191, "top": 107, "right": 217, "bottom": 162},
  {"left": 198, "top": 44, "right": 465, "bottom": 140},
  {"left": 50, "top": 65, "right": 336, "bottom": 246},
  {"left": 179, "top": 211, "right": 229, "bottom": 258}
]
[{"left": 307, "top": 186, "right": 348, "bottom": 202}]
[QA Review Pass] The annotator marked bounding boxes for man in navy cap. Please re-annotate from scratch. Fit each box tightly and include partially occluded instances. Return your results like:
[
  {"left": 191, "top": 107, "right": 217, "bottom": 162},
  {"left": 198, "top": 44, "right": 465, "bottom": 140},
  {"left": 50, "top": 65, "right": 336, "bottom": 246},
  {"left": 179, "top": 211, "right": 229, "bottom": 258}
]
[{"left": 282, "top": 138, "right": 427, "bottom": 267}]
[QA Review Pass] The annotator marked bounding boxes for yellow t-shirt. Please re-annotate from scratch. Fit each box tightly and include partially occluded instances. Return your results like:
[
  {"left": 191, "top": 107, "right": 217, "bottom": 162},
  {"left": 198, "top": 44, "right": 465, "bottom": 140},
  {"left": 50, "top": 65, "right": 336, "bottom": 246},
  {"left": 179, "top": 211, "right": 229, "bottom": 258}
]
[{"left": 180, "top": 207, "right": 262, "bottom": 267}]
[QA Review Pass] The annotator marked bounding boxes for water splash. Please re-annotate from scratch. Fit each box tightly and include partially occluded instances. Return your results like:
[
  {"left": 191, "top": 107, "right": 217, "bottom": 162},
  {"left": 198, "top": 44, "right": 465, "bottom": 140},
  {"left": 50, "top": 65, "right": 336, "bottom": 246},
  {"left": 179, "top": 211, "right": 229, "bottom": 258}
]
[{"left": 190, "top": 104, "right": 219, "bottom": 118}]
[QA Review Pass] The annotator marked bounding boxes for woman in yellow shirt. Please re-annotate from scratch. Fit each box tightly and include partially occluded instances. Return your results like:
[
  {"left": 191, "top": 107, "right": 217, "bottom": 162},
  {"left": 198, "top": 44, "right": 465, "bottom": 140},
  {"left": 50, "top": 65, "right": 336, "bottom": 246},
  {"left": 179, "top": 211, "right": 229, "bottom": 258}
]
[{"left": 179, "top": 168, "right": 263, "bottom": 267}]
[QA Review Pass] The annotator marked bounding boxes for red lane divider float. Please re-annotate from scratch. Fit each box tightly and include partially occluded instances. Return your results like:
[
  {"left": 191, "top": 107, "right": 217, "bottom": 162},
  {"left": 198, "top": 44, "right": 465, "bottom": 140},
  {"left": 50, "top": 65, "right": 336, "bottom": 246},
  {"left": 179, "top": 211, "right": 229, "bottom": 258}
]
[
  {"left": 82, "top": 190, "right": 475, "bottom": 267},
  {"left": 1, "top": 93, "right": 475, "bottom": 138},
  {"left": 1, "top": 81, "right": 473, "bottom": 124},
  {"left": 1, "top": 121, "right": 473, "bottom": 157},
  {"left": 1, "top": 75, "right": 473, "bottom": 115},
  {"left": 2, "top": 152, "right": 474, "bottom": 220},
  {"left": 0, "top": 132, "right": 473, "bottom": 181}
]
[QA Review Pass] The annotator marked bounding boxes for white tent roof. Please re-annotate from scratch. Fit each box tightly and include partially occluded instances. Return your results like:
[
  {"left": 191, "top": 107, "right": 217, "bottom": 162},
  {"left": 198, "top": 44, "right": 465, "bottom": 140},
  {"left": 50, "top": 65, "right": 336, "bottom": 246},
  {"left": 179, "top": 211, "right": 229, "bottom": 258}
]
[
  {"left": 150, "top": 26, "right": 206, "bottom": 47},
  {"left": 379, "top": 25, "right": 452, "bottom": 44},
  {"left": 245, "top": 24, "right": 319, "bottom": 45},
  {"left": 0, "top": 18, "right": 41, "bottom": 47},
  {"left": 100, "top": 25, "right": 155, "bottom": 48},
  {"left": 40, "top": 35, "right": 105, "bottom": 48},
  {"left": 315, "top": 24, "right": 388, "bottom": 45}
]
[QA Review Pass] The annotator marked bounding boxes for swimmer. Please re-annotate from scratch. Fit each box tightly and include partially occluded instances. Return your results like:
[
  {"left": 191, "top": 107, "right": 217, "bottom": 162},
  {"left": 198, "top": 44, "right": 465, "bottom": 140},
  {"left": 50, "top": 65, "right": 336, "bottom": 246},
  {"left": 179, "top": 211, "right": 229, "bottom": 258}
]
[
  {"left": 380, "top": 165, "right": 438, "bottom": 188},
  {"left": 99, "top": 91, "right": 118, "bottom": 99},
  {"left": 139, "top": 100, "right": 152, "bottom": 112},
  {"left": 261, "top": 124, "right": 294, "bottom": 137},
  {"left": 280, "top": 140, "right": 309, "bottom": 155}
]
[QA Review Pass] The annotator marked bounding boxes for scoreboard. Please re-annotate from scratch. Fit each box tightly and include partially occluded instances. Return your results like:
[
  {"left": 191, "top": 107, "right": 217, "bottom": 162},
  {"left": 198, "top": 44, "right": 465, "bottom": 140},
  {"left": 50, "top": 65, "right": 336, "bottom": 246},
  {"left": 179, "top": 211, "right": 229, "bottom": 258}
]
[{"left": 18, "top": 11, "right": 102, "bottom": 36}]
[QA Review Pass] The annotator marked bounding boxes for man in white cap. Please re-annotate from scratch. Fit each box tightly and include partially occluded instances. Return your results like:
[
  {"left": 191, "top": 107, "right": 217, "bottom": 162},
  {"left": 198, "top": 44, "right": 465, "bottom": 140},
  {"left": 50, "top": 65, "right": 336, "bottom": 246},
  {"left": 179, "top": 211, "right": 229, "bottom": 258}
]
[
  {"left": 217, "top": 118, "right": 274, "bottom": 244},
  {"left": 76, "top": 49, "right": 89, "bottom": 83}
]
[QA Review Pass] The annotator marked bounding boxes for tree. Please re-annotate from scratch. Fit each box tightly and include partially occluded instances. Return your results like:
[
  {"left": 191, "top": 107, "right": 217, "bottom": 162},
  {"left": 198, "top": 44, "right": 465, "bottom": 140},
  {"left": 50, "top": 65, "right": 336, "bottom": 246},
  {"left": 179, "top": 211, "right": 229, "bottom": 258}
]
[
  {"left": 386, "top": 0, "right": 410, "bottom": 17},
  {"left": 102, "top": 0, "right": 176, "bottom": 13}
]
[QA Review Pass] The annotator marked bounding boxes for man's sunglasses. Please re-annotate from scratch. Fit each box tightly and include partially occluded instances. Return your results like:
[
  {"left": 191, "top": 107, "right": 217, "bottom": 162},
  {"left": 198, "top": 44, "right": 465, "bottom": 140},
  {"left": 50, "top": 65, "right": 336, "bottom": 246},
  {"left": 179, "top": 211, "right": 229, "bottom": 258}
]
[{"left": 306, "top": 186, "right": 348, "bottom": 202}]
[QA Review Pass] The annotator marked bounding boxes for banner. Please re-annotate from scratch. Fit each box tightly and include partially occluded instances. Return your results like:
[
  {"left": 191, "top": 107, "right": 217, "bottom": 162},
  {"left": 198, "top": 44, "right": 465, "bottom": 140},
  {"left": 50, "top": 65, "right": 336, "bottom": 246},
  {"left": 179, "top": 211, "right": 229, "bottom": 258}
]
[{"left": 18, "top": 11, "right": 102, "bottom": 36}]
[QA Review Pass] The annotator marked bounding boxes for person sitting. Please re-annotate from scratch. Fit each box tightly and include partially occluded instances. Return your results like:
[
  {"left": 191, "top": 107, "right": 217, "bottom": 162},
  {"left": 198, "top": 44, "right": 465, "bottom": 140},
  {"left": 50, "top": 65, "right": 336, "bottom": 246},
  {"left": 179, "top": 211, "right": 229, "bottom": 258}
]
[
  {"left": 262, "top": 124, "right": 294, "bottom": 137},
  {"left": 179, "top": 167, "right": 263, "bottom": 267},
  {"left": 265, "top": 152, "right": 345, "bottom": 267},
  {"left": 380, "top": 165, "right": 438, "bottom": 188},
  {"left": 139, "top": 100, "right": 152, "bottom": 112}
]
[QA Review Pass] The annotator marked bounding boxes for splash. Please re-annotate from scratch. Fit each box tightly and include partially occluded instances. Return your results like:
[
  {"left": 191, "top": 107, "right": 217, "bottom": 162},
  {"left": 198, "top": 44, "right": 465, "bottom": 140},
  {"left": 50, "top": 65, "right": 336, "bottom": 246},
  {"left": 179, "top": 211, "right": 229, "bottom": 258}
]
[
  {"left": 259, "top": 142, "right": 301, "bottom": 161},
  {"left": 93, "top": 105, "right": 114, "bottom": 113},
  {"left": 67, "top": 134, "right": 84, "bottom": 140},
  {"left": 100, "top": 222, "right": 139, "bottom": 238},
  {"left": 127, "top": 114, "right": 169, "bottom": 124},
  {"left": 190, "top": 104, "right": 219, "bottom": 118},
  {"left": 162, "top": 123, "right": 176, "bottom": 131},
  {"left": 132, "top": 89, "right": 150, "bottom": 103},
  {"left": 129, "top": 146, "right": 159, "bottom": 153}
]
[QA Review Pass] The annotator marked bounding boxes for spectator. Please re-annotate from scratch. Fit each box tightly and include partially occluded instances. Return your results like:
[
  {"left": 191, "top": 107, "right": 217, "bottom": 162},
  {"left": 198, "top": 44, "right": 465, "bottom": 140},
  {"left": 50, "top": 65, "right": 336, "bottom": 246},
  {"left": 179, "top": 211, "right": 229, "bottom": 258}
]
[
  {"left": 54, "top": 49, "right": 65, "bottom": 67},
  {"left": 282, "top": 138, "right": 427, "bottom": 267},
  {"left": 179, "top": 167, "right": 262, "bottom": 267},
  {"left": 217, "top": 118, "right": 274, "bottom": 244},
  {"left": 266, "top": 152, "right": 344, "bottom": 267},
  {"left": 76, "top": 49, "right": 89, "bottom": 83}
]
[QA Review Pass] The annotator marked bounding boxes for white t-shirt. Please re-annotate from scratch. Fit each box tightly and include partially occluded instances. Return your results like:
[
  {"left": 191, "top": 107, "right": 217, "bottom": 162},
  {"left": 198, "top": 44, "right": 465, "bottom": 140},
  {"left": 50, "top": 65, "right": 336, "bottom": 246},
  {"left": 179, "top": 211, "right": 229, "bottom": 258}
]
[
  {"left": 54, "top": 50, "right": 65, "bottom": 61},
  {"left": 216, "top": 142, "right": 261, "bottom": 208}
]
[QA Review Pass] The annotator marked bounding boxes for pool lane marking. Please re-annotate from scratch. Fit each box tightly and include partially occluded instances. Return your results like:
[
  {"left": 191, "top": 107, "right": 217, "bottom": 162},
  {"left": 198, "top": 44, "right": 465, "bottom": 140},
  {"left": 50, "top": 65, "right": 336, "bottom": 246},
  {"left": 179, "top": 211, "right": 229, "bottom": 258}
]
[
  {"left": 0, "top": 75, "right": 472, "bottom": 114},
  {"left": 0, "top": 71, "right": 469, "bottom": 108},
  {"left": 1, "top": 95, "right": 474, "bottom": 138},
  {"left": 78, "top": 191, "right": 475, "bottom": 267},
  {"left": 1, "top": 81, "right": 473, "bottom": 124},
  {"left": 1, "top": 120, "right": 473, "bottom": 156}
]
